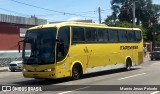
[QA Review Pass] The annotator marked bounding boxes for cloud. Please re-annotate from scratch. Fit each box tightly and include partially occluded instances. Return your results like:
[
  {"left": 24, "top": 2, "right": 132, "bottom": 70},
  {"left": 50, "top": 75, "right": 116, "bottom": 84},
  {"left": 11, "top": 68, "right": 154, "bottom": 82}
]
[{"left": 67, "top": 17, "right": 82, "bottom": 21}]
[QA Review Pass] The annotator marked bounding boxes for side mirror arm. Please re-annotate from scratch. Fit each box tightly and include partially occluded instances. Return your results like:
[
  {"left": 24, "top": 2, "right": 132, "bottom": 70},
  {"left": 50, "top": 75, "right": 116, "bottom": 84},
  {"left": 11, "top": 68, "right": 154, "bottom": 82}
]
[{"left": 18, "top": 40, "right": 24, "bottom": 53}]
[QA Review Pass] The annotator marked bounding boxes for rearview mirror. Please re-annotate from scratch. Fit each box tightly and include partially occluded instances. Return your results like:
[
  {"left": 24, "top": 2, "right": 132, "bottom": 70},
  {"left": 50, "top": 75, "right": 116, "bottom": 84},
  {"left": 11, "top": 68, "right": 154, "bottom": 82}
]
[{"left": 18, "top": 40, "right": 24, "bottom": 53}]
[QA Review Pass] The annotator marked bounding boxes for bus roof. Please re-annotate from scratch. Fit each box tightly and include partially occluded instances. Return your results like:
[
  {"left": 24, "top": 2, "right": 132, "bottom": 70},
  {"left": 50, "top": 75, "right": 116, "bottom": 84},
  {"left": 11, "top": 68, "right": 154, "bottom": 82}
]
[{"left": 28, "top": 22, "right": 141, "bottom": 31}]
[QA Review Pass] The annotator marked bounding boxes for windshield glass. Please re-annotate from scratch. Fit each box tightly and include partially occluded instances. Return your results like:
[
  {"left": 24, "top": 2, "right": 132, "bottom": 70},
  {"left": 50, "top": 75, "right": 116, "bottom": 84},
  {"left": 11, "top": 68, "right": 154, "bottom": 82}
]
[
  {"left": 23, "top": 28, "right": 57, "bottom": 65},
  {"left": 153, "top": 48, "right": 160, "bottom": 51}
]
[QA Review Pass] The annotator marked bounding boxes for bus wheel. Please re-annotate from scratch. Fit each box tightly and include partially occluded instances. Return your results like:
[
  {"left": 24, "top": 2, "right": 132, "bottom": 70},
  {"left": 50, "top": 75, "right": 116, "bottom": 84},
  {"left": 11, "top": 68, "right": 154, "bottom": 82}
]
[
  {"left": 125, "top": 59, "right": 132, "bottom": 71},
  {"left": 10, "top": 70, "right": 15, "bottom": 72},
  {"left": 72, "top": 64, "right": 82, "bottom": 80}
]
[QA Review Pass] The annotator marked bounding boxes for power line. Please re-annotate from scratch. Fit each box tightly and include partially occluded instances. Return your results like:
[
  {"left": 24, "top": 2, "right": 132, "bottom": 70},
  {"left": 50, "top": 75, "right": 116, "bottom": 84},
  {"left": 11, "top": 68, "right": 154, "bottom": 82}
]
[
  {"left": 0, "top": 7, "right": 108, "bottom": 23},
  {"left": 0, "top": 7, "right": 107, "bottom": 24},
  {"left": 10, "top": 0, "right": 63, "bottom": 14},
  {"left": 35, "top": 14, "right": 62, "bottom": 17},
  {"left": 10, "top": 0, "right": 99, "bottom": 19},
  {"left": 0, "top": 7, "right": 30, "bottom": 17},
  {"left": 36, "top": 12, "right": 97, "bottom": 17},
  {"left": 73, "top": 10, "right": 97, "bottom": 14}
]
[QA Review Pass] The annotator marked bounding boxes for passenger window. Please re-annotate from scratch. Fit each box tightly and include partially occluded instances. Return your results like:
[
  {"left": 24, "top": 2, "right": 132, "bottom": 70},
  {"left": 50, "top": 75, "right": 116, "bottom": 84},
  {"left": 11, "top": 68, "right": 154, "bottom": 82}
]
[
  {"left": 86, "top": 28, "right": 97, "bottom": 42},
  {"left": 118, "top": 30, "right": 127, "bottom": 42},
  {"left": 97, "top": 29, "right": 104, "bottom": 42},
  {"left": 108, "top": 29, "right": 119, "bottom": 42},
  {"left": 103, "top": 29, "right": 109, "bottom": 42},
  {"left": 97, "top": 29, "right": 109, "bottom": 42},
  {"left": 127, "top": 31, "right": 136, "bottom": 42},
  {"left": 72, "top": 27, "right": 85, "bottom": 43},
  {"left": 135, "top": 31, "right": 142, "bottom": 42}
]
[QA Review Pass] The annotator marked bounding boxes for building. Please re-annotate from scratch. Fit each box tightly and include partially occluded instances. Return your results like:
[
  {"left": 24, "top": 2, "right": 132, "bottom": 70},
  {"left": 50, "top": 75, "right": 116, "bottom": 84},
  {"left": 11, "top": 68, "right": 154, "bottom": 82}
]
[
  {"left": 49, "top": 20, "right": 94, "bottom": 24},
  {"left": 0, "top": 14, "right": 47, "bottom": 67}
]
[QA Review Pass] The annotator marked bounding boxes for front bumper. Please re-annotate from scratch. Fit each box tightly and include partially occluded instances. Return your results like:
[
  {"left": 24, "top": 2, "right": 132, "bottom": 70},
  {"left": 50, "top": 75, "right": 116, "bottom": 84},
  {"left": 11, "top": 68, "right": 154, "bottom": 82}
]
[
  {"left": 23, "top": 71, "right": 56, "bottom": 79},
  {"left": 150, "top": 55, "right": 160, "bottom": 59},
  {"left": 9, "top": 66, "right": 22, "bottom": 71}
]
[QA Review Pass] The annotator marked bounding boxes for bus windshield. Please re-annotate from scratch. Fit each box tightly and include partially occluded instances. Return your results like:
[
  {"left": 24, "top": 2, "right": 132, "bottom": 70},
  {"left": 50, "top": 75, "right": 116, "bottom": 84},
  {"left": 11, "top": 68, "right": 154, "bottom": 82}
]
[{"left": 23, "top": 28, "right": 57, "bottom": 65}]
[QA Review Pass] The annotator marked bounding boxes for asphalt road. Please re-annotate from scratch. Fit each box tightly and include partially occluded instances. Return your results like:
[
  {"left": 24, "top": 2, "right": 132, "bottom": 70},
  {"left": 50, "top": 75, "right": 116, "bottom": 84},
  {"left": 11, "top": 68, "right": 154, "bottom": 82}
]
[{"left": 0, "top": 58, "right": 160, "bottom": 94}]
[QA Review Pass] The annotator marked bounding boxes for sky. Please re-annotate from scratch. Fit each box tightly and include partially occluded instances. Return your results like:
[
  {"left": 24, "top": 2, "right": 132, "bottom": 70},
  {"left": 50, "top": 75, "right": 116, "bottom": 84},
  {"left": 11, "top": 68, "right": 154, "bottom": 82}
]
[{"left": 0, "top": 0, "right": 160, "bottom": 23}]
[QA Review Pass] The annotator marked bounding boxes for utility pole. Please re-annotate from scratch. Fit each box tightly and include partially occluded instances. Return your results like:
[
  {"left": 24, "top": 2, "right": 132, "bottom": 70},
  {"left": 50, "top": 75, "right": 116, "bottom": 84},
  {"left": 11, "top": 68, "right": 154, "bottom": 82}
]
[
  {"left": 152, "top": 21, "right": 157, "bottom": 49},
  {"left": 98, "top": 7, "right": 101, "bottom": 24},
  {"left": 132, "top": 2, "right": 136, "bottom": 28},
  {"left": 152, "top": 29, "right": 156, "bottom": 49}
]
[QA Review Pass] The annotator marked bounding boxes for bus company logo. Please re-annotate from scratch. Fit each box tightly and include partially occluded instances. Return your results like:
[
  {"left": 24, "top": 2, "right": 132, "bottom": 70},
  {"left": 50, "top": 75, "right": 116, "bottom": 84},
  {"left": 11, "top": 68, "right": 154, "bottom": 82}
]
[
  {"left": 2, "top": 86, "right": 12, "bottom": 92},
  {"left": 120, "top": 46, "right": 138, "bottom": 50}
]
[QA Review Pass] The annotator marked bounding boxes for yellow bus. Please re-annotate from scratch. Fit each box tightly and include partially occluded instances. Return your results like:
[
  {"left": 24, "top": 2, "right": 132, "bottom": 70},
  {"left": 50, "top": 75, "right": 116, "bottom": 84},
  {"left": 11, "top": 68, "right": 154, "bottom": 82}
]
[{"left": 19, "top": 22, "right": 143, "bottom": 79}]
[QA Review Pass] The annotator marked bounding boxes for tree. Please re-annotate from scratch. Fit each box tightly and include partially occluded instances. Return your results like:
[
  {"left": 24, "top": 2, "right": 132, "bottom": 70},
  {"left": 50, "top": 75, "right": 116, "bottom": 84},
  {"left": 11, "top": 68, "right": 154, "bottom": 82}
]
[
  {"left": 104, "top": 12, "right": 117, "bottom": 26},
  {"left": 109, "top": 0, "right": 153, "bottom": 25},
  {"left": 105, "top": 0, "right": 160, "bottom": 41},
  {"left": 114, "top": 21, "right": 133, "bottom": 28}
]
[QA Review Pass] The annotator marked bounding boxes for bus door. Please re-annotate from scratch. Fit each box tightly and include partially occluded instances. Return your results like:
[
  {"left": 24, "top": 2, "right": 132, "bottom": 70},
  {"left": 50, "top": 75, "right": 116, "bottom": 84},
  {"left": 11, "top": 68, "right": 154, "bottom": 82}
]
[{"left": 56, "top": 26, "right": 71, "bottom": 77}]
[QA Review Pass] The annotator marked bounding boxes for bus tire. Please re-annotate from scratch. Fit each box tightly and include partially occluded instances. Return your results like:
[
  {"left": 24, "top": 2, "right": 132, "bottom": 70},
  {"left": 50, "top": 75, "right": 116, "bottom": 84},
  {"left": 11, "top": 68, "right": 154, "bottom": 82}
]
[
  {"left": 10, "top": 69, "right": 15, "bottom": 72},
  {"left": 125, "top": 58, "right": 132, "bottom": 71},
  {"left": 72, "top": 63, "right": 82, "bottom": 80}
]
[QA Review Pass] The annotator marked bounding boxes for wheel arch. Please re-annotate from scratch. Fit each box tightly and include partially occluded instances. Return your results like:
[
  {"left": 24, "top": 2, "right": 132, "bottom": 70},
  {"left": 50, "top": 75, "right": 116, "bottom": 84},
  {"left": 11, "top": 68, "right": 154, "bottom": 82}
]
[
  {"left": 125, "top": 56, "right": 132, "bottom": 66},
  {"left": 70, "top": 61, "right": 84, "bottom": 76}
]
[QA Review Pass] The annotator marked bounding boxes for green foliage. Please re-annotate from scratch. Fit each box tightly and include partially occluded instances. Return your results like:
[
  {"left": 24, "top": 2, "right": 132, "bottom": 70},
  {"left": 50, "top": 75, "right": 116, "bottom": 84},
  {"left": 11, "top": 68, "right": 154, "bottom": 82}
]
[
  {"left": 114, "top": 21, "right": 133, "bottom": 28},
  {"left": 105, "top": 0, "right": 160, "bottom": 41},
  {"left": 138, "top": 26, "right": 148, "bottom": 41},
  {"left": 104, "top": 15, "right": 116, "bottom": 26}
]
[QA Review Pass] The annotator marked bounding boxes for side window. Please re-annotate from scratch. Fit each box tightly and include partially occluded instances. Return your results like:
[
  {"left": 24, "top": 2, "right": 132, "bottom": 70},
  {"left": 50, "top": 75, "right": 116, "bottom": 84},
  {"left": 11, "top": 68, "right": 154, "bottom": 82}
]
[
  {"left": 118, "top": 30, "right": 127, "bottom": 42},
  {"left": 57, "top": 26, "right": 70, "bottom": 62},
  {"left": 86, "top": 28, "right": 97, "bottom": 42},
  {"left": 127, "top": 31, "right": 136, "bottom": 42},
  {"left": 97, "top": 29, "right": 104, "bottom": 42},
  {"left": 72, "top": 27, "right": 85, "bottom": 43},
  {"left": 108, "top": 29, "right": 119, "bottom": 42},
  {"left": 97, "top": 29, "right": 109, "bottom": 42},
  {"left": 135, "top": 31, "right": 142, "bottom": 42},
  {"left": 103, "top": 29, "right": 109, "bottom": 42}
]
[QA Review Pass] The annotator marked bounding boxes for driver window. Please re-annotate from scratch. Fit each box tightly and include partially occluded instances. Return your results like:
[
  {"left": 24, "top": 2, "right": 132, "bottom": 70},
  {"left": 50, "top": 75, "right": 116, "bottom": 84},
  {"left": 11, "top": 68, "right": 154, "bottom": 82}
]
[{"left": 56, "top": 26, "right": 70, "bottom": 62}]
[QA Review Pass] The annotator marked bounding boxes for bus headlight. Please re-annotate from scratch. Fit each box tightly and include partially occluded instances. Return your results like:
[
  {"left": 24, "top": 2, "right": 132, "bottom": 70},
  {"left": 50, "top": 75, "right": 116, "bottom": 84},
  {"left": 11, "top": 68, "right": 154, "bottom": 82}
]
[{"left": 23, "top": 68, "right": 27, "bottom": 72}]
